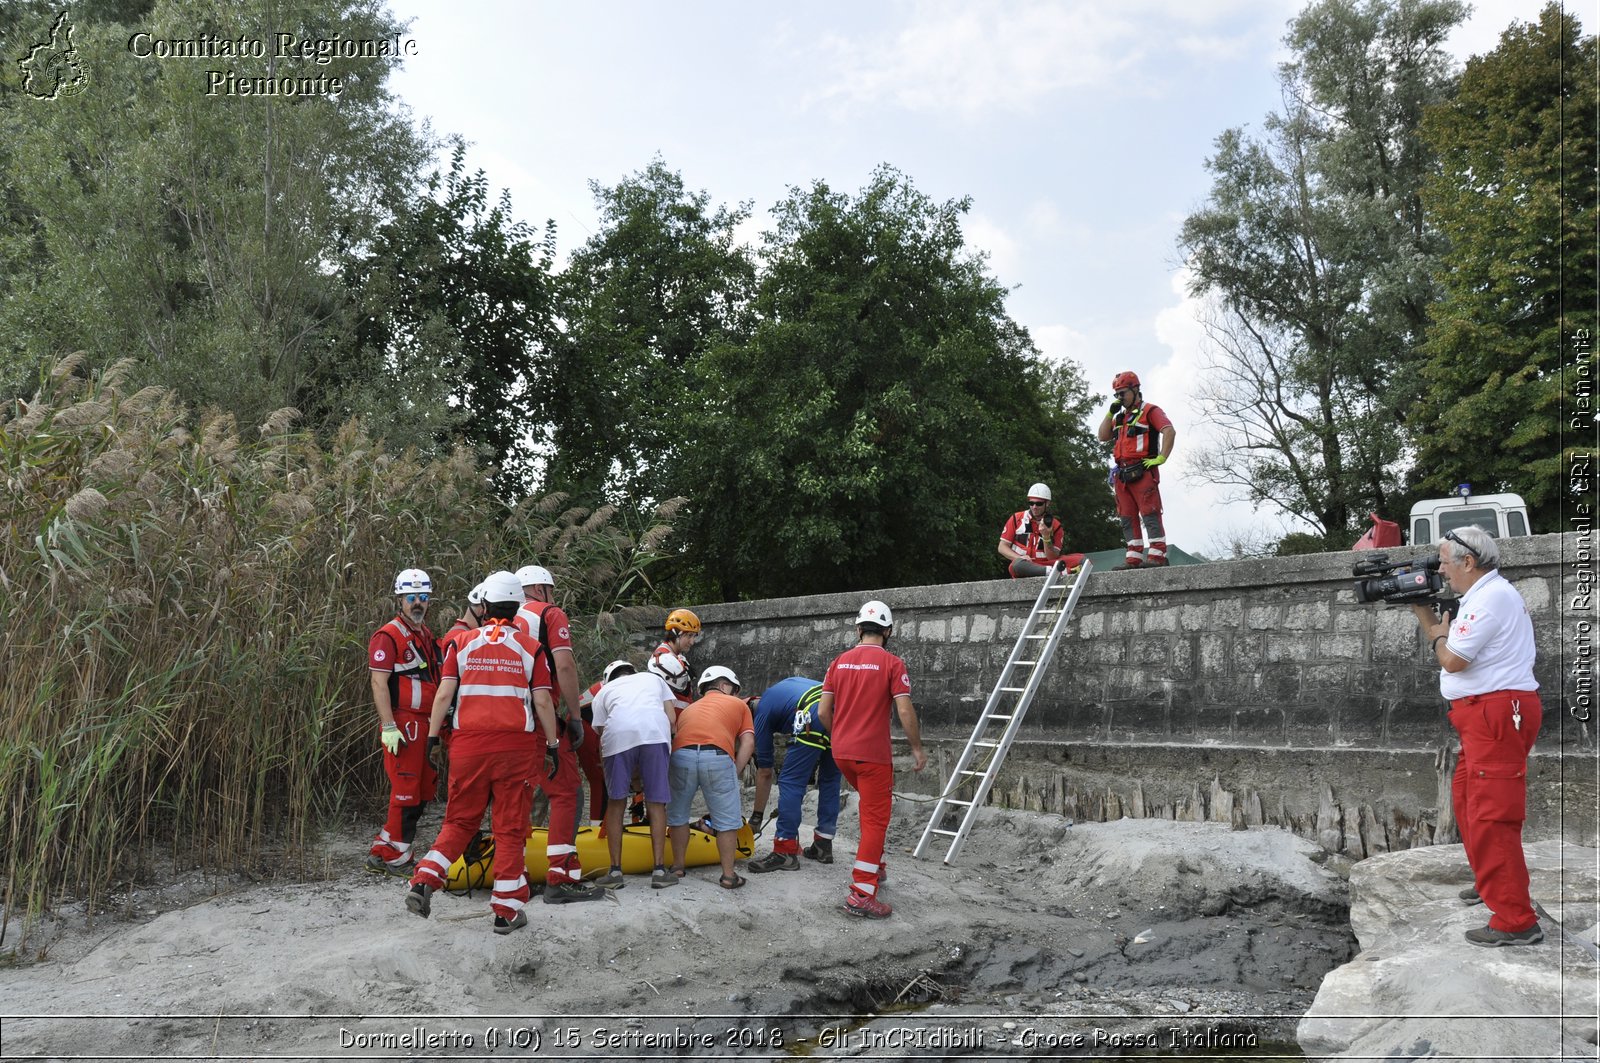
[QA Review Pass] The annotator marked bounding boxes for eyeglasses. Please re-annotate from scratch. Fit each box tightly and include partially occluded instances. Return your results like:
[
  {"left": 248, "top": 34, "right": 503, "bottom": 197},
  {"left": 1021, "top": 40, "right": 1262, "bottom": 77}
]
[
  {"left": 1442, "top": 531, "right": 1480, "bottom": 564},
  {"left": 1028, "top": 500, "right": 1047, "bottom": 507},
  {"left": 403, "top": 593, "right": 430, "bottom": 603}
]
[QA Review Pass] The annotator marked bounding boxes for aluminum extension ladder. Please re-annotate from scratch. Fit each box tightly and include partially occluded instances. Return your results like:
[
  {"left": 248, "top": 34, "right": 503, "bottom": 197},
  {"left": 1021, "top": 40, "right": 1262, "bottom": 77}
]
[{"left": 913, "top": 559, "right": 1093, "bottom": 864}]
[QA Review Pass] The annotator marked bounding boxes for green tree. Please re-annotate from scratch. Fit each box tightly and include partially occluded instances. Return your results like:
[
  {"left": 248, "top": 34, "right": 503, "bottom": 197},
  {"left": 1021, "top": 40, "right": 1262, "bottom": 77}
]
[
  {"left": 545, "top": 158, "right": 756, "bottom": 500},
  {"left": 1413, "top": 4, "right": 1598, "bottom": 527},
  {"left": 332, "top": 141, "right": 559, "bottom": 491},
  {"left": 1180, "top": 0, "right": 1465, "bottom": 536},
  {"left": 683, "top": 166, "right": 1113, "bottom": 600},
  {"left": 0, "top": 0, "right": 427, "bottom": 429}
]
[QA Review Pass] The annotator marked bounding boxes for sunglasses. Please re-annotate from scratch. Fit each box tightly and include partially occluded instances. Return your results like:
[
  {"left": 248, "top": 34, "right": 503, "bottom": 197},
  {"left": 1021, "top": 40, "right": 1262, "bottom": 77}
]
[
  {"left": 1028, "top": 500, "right": 1047, "bottom": 507},
  {"left": 403, "top": 593, "right": 430, "bottom": 603},
  {"left": 1442, "top": 531, "right": 1480, "bottom": 563}
]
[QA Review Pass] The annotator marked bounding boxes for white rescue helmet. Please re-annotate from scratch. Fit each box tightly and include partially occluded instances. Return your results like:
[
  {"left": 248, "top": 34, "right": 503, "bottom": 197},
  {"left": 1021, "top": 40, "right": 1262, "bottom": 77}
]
[
  {"left": 1027, "top": 483, "right": 1051, "bottom": 503},
  {"left": 394, "top": 568, "right": 432, "bottom": 595},
  {"left": 602, "top": 659, "right": 635, "bottom": 683},
  {"left": 648, "top": 651, "right": 691, "bottom": 693},
  {"left": 515, "top": 564, "right": 554, "bottom": 588},
  {"left": 698, "top": 665, "right": 740, "bottom": 693},
  {"left": 466, "top": 582, "right": 487, "bottom": 605},
  {"left": 478, "top": 570, "right": 526, "bottom": 605},
  {"left": 855, "top": 600, "right": 894, "bottom": 628}
]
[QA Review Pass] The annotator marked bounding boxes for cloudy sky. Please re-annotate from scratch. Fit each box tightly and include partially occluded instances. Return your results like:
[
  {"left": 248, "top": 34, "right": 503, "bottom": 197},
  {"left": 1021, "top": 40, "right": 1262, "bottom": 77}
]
[{"left": 387, "top": 0, "right": 1546, "bottom": 556}]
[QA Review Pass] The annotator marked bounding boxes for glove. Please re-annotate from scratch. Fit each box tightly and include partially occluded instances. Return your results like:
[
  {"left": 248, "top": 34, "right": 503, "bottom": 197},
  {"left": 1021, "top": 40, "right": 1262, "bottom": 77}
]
[
  {"left": 1107, "top": 401, "right": 1121, "bottom": 418},
  {"left": 748, "top": 809, "right": 765, "bottom": 835},
  {"left": 1142, "top": 454, "right": 1167, "bottom": 469},
  {"left": 379, "top": 724, "right": 403, "bottom": 755},
  {"left": 545, "top": 743, "right": 561, "bottom": 780},
  {"left": 565, "top": 715, "right": 585, "bottom": 749}
]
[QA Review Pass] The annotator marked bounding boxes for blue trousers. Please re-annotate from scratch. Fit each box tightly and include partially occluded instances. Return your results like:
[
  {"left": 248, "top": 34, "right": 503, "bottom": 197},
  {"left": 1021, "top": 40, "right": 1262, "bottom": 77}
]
[{"left": 773, "top": 741, "right": 841, "bottom": 842}]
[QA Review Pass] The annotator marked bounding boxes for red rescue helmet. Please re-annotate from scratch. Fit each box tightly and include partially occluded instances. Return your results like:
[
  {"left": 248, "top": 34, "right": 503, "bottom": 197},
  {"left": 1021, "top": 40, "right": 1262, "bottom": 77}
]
[{"left": 1112, "top": 371, "right": 1141, "bottom": 392}]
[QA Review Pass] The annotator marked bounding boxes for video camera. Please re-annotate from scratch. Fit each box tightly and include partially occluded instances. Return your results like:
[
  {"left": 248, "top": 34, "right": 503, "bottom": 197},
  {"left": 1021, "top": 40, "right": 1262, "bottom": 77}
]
[{"left": 1352, "top": 553, "right": 1453, "bottom": 613}]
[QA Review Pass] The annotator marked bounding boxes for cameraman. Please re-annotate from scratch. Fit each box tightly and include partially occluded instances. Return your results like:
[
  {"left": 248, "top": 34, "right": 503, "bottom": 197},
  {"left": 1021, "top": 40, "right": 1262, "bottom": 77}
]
[{"left": 1409, "top": 526, "right": 1543, "bottom": 948}]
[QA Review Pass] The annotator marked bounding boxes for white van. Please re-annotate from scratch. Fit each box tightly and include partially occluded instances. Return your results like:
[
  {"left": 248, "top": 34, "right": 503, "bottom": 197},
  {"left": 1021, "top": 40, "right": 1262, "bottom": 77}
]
[{"left": 1409, "top": 491, "right": 1532, "bottom": 544}]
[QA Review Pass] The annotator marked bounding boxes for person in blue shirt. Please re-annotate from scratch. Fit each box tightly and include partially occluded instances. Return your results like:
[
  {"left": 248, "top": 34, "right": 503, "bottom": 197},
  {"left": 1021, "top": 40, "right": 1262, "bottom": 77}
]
[{"left": 745, "top": 676, "right": 842, "bottom": 872}]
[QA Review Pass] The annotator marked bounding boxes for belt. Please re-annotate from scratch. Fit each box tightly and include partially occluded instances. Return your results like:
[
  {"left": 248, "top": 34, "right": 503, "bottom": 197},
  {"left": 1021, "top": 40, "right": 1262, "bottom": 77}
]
[
  {"left": 684, "top": 743, "right": 727, "bottom": 755},
  {"left": 1449, "top": 689, "right": 1538, "bottom": 709}
]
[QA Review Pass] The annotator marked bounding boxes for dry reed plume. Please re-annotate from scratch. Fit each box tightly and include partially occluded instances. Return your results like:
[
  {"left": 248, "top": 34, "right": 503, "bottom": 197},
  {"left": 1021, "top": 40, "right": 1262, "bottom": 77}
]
[{"left": 0, "top": 356, "right": 678, "bottom": 951}]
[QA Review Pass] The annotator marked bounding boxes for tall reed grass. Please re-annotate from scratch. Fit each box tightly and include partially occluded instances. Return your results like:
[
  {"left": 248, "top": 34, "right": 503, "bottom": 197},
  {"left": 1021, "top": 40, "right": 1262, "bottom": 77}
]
[{"left": 0, "top": 355, "right": 679, "bottom": 948}]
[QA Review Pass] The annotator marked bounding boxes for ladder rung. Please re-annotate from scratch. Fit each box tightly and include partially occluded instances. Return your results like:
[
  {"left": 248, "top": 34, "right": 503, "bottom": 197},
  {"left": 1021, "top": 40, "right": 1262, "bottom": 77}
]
[
  {"left": 932, "top": 829, "right": 959, "bottom": 837},
  {"left": 975, "top": 741, "right": 999, "bottom": 748},
  {"left": 999, "top": 686, "right": 1025, "bottom": 693},
  {"left": 944, "top": 799, "right": 974, "bottom": 807},
  {"left": 1015, "top": 660, "right": 1036, "bottom": 666},
  {"left": 960, "top": 769, "right": 986, "bottom": 777},
  {"left": 987, "top": 713, "right": 1014, "bottom": 721},
  {"left": 1026, "top": 634, "right": 1049, "bottom": 640}
]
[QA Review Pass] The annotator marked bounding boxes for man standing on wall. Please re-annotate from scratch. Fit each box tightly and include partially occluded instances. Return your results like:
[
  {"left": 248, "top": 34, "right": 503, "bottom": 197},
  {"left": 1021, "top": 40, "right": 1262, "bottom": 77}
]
[
  {"left": 1097, "top": 371, "right": 1176, "bottom": 569},
  {"left": 818, "top": 601, "right": 927, "bottom": 919},
  {"left": 1410, "top": 527, "right": 1544, "bottom": 947},
  {"left": 366, "top": 567, "right": 441, "bottom": 876}
]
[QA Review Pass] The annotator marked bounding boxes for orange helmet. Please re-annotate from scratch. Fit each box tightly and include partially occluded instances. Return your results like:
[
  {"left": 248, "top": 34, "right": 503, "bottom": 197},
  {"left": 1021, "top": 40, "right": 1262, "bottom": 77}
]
[
  {"left": 1112, "top": 371, "right": 1141, "bottom": 392},
  {"left": 664, "top": 608, "right": 701, "bottom": 635}
]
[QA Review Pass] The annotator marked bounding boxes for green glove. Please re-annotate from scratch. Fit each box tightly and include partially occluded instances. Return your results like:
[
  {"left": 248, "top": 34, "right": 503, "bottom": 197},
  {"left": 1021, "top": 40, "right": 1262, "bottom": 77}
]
[
  {"left": 1142, "top": 454, "right": 1167, "bottom": 469},
  {"left": 1107, "top": 401, "right": 1121, "bottom": 418},
  {"left": 380, "top": 723, "right": 403, "bottom": 755}
]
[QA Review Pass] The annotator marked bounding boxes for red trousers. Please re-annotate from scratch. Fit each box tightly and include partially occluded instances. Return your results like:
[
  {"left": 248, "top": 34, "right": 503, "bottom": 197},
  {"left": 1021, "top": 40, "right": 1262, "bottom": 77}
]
[
  {"left": 836, "top": 758, "right": 893, "bottom": 898},
  {"left": 1450, "top": 690, "right": 1542, "bottom": 932},
  {"left": 576, "top": 729, "right": 607, "bottom": 821},
  {"left": 542, "top": 736, "right": 584, "bottom": 883},
  {"left": 372, "top": 708, "right": 437, "bottom": 861},
  {"left": 1113, "top": 468, "right": 1162, "bottom": 518},
  {"left": 412, "top": 745, "right": 536, "bottom": 921}
]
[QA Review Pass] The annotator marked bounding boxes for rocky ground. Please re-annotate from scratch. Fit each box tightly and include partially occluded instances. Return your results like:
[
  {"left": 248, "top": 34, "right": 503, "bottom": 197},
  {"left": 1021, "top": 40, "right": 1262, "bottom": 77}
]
[
  {"left": 0, "top": 797, "right": 1358, "bottom": 1060},
  {"left": 1300, "top": 838, "right": 1599, "bottom": 1062}
]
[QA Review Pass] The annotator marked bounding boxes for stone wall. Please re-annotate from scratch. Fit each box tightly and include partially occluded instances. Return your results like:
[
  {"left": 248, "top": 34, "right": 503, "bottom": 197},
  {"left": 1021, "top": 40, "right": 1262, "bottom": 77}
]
[{"left": 685, "top": 533, "right": 1596, "bottom": 851}]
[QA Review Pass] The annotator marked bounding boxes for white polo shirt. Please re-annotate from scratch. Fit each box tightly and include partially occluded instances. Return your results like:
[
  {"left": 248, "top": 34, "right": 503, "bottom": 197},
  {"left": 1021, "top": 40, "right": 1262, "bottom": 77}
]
[
  {"left": 591, "top": 672, "right": 677, "bottom": 756},
  {"left": 1441, "top": 569, "right": 1538, "bottom": 700}
]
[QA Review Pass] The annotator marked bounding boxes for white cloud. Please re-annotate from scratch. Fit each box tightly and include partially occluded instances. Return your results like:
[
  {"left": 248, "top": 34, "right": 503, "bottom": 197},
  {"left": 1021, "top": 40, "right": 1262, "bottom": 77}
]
[
  {"left": 1031, "top": 323, "right": 1093, "bottom": 368},
  {"left": 1025, "top": 199, "right": 1061, "bottom": 231},
  {"left": 808, "top": 0, "right": 1289, "bottom": 116},
  {"left": 961, "top": 212, "right": 1022, "bottom": 280}
]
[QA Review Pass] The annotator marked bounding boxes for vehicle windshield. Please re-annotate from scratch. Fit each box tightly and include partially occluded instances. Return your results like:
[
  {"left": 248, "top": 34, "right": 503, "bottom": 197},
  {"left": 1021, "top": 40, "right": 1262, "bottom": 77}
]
[{"left": 1438, "top": 509, "right": 1498, "bottom": 538}]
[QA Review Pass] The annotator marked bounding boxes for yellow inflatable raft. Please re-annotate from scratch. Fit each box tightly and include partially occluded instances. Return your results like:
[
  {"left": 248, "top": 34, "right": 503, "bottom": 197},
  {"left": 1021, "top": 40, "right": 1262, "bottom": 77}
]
[{"left": 445, "top": 823, "right": 755, "bottom": 891}]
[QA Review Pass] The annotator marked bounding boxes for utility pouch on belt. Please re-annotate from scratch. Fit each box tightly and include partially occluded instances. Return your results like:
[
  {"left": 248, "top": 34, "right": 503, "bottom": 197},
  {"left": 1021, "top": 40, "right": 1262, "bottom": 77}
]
[{"left": 1116, "top": 462, "right": 1147, "bottom": 484}]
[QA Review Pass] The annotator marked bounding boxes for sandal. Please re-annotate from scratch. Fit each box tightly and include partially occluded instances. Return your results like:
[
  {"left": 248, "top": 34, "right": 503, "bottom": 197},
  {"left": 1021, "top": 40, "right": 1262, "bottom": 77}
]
[{"left": 718, "top": 872, "right": 747, "bottom": 890}]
